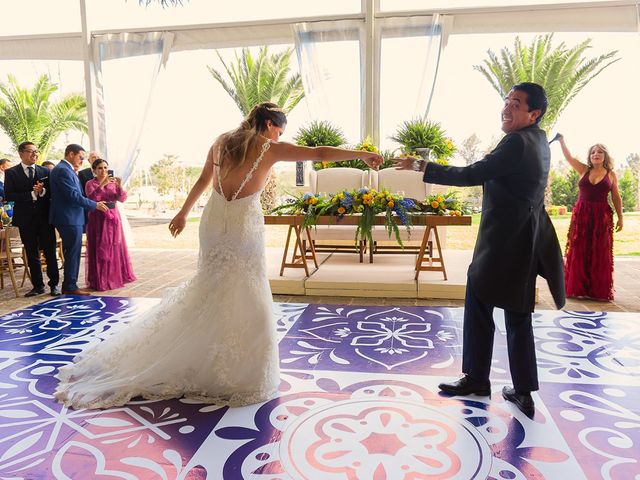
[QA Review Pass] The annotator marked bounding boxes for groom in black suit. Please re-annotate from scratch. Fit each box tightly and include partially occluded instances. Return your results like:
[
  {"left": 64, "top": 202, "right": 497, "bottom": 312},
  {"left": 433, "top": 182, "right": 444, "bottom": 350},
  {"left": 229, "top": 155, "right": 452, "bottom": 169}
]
[
  {"left": 4, "top": 142, "right": 60, "bottom": 297},
  {"left": 397, "top": 83, "right": 565, "bottom": 416}
]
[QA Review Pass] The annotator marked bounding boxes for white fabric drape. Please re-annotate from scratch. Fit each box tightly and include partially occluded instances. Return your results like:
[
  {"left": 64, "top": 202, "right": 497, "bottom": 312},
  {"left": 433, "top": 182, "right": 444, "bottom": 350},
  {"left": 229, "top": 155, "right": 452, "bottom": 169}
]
[
  {"left": 293, "top": 20, "right": 364, "bottom": 185},
  {"left": 380, "top": 15, "right": 450, "bottom": 120},
  {"left": 293, "top": 20, "right": 365, "bottom": 131},
  {"left": 92, "top": 31, "right": 174, "bottom": 185}
]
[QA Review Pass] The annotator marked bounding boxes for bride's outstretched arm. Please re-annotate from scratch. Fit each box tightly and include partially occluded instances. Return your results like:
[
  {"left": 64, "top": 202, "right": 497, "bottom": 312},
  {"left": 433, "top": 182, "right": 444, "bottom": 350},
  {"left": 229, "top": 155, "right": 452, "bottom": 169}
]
[{"left": 169, "top": 145, "right": 216, "bottom": 237}]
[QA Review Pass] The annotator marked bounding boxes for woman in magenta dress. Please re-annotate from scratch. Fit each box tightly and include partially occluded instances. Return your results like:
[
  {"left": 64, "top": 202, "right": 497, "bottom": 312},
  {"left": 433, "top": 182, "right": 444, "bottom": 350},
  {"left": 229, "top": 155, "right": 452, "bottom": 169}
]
[
  {"left": 558, "top": 136, "right": 623, "bottom": 300},
  {"left": 85, "top": 158, "right": 136, "bottom": 291}
]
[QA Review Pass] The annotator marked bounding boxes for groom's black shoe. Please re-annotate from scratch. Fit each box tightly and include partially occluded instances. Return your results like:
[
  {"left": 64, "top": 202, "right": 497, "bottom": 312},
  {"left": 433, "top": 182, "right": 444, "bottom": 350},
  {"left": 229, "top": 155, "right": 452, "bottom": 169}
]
[
  {"left": 438, "top": 375, "right": 491, "bottom": 396},
  {"left": 25, "top": 287, "right": 45, "bottom": 297},
  {"left": 50, "top": 286, "right": 62, "bottom": 297},
  {"left": 502, "top": 386, "right": 535, "bottom": 417}
]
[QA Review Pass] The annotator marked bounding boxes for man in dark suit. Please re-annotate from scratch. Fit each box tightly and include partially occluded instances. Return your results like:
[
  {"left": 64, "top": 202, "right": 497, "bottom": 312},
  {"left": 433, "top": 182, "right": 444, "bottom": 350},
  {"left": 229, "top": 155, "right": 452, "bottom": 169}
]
[
  {"left": 4, "top": 142, "right": 60, "bottom": 297},
  {"left": 397, "top": 83, "right": 565, "bottom": 416},
  {"left": 78, "top": 151, "right": 98, "bottom": 196},
  {"left": 0, "top": 158, "right": 11, "bottom": 202},
  {"left": 49, "top": 144, "right": 108, "bottom": 295}
]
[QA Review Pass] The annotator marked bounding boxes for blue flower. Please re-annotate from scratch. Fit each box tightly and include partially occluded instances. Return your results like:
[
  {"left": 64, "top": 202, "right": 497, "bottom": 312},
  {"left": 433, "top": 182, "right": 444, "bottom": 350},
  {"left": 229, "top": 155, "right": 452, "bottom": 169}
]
[
  {"left": 358, "top": 188, "right": 369, "bottom": 195},
  {"left": 400, "top": 198, "right": 415, "bottom": 210},
  {"left": 302, "top": 193, "right": 314, "bottom": 200}
]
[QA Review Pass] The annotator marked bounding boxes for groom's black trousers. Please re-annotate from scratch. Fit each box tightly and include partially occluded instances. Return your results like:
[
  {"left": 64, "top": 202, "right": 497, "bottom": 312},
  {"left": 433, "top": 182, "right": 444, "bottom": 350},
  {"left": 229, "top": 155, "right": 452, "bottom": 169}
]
[{"left": 462, "top": 278, "right": 539, "bottom": 393}]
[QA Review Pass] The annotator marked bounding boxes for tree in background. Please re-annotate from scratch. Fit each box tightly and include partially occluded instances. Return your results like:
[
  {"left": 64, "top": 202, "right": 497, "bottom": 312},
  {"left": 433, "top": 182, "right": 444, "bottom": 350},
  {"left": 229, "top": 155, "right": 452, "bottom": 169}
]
[
  {"left": 208, "top": 46, "right": 305, "bottom": 210},
  {"left": 458, "top": 134, "right": 482, "bottom": 166},
  {"left": 617, "top": 168, "right": 637, "bottom": 212},
  {"left": 549, "top": 168, "right": 580, "bottom": 210},
  {"left": 626, "top": 153, "right": 640, "bottom": 210},
  {"left": 0, "top": 74, "right": 87, "bottom": 162},
  {"left": 474, "top": 34, "right": 619, "bottom": 132}
]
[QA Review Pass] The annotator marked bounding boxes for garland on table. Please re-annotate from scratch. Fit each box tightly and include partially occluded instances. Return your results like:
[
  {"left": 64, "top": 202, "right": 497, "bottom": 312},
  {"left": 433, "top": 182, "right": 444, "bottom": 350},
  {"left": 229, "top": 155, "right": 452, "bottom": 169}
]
[
  {"left": 419, "top": 192, "right": 466, "bottom": 216},
  {"left": 270, "top": 188, "right": 418, "bottom": 247},
  {"left": 270, "top": 189, "right": 468, "bottom": 247}
]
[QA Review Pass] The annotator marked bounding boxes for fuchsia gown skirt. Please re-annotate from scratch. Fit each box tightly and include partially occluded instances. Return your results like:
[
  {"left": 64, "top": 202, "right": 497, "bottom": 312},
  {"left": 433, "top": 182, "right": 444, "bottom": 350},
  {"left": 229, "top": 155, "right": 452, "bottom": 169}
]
[
  {"left": 564, "top": 173, "right": 614, "bottom": 301},
  {"left": 85, "top": 179, "right": 136, "bottom": 291}
]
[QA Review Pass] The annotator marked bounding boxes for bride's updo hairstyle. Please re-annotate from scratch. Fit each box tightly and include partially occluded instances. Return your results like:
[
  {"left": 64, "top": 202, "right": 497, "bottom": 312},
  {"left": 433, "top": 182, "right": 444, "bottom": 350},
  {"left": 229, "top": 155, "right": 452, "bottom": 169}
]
[{"left": 218, "top": 102, "right": 287, "bottom": 174}]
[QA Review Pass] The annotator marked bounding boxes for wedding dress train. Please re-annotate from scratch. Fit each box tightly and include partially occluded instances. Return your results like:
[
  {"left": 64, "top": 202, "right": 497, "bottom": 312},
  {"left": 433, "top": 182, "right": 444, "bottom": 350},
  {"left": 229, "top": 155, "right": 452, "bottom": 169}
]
[{"left": 55, "top": 140, "right": 280, "bottom": 409}]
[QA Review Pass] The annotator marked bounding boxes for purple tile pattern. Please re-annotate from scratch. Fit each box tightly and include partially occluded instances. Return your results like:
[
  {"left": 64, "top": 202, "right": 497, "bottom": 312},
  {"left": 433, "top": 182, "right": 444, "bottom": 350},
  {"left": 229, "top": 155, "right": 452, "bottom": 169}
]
[{"left": 0, "top": 298, "right": 638, "bottom": 479}]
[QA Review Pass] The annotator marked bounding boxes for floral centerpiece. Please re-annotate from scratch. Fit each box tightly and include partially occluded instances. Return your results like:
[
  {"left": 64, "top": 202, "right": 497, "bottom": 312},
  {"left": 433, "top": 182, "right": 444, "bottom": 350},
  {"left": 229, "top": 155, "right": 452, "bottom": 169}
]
[
  {"left": 419, "top": 191, "right": 467, "bottom": 216},
  {"left": 270, "top": 188, "right": 418, "bottom": 246}
]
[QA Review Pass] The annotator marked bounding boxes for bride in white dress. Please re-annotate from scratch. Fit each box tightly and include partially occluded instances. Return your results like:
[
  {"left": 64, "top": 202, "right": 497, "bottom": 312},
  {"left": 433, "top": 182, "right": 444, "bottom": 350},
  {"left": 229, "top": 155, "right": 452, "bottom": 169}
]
[{"left": 54, "top": 102, "right": 383, "bottom": 409}]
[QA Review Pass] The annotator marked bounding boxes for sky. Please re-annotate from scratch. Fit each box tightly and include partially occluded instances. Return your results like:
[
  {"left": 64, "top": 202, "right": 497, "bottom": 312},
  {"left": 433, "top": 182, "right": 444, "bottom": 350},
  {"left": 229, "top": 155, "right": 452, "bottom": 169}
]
[{"left": 1, "top": 1, "right": 638, "bottom": 177}]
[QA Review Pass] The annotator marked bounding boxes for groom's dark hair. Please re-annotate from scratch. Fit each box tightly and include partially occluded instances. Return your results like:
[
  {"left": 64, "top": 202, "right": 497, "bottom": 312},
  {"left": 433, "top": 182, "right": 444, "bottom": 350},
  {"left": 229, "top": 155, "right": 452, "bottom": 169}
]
[
  {"left": 64, "top": 144, "right": 85, "bottom": 156},
  {"left": 511, "top": 82, "right": 547, "bottom": 124}
]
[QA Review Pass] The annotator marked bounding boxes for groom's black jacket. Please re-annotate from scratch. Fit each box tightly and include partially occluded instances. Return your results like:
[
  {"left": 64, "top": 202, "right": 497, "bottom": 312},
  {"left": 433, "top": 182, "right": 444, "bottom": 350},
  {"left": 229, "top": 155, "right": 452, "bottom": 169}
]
[{"left": 424, "top": 124, "right": 565, "bottom": 313}]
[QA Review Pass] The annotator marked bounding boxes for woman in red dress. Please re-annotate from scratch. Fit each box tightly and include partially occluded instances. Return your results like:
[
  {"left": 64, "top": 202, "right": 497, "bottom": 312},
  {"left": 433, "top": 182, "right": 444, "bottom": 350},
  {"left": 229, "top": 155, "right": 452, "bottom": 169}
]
[
  {"left": 84, "top": 158, "right": 136, "bottom": 291},
  {"left": 558, "top": 136, "right": 623, "bottom": 300}
]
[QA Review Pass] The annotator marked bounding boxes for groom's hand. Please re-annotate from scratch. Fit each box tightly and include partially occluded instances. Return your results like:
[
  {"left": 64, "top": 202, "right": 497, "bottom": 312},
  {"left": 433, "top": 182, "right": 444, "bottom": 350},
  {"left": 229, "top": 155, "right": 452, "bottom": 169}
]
[{"left": 96, "top": 201, "right": 109, "bottom": 212}]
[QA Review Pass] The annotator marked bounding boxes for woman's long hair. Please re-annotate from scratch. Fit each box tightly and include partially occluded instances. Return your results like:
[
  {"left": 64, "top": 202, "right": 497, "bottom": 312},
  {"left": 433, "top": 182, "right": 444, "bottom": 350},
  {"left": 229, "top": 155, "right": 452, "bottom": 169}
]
[
  {"left": 217, "top": 102, "right": 287, "bottom": 175},
  {"left": 587, "top": 143, "right": 613, "bottom": 171}
]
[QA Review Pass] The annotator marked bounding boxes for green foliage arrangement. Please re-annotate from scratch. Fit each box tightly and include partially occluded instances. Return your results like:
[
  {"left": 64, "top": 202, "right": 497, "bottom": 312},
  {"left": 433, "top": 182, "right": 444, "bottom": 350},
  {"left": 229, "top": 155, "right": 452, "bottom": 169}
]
[
  {"left": 294, "top": 120, "right": 346, "bottom": 148},
  {"left": 390, "top": 118, "right": 456, "bottom": 161}
]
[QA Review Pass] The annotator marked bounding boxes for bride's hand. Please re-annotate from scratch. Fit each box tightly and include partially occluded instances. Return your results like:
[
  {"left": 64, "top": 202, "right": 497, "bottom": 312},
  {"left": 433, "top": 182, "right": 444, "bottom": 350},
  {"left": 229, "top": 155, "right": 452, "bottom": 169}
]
[
  {"left": 362, "top": 152, "right": 384, "bottom": 170},
  {"left": 169, "top": 213, "right": 187, "bottom": 237}
]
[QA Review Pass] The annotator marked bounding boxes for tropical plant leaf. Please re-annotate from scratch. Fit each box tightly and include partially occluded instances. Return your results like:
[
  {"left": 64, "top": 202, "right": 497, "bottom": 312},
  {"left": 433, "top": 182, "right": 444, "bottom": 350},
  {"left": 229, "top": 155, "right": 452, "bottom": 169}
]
[
  {"left": 473, "top": 34, "right": 619, "bottom": 131},
  {"left": 0, "top": 74, "right": 87, "bottom": 162}
]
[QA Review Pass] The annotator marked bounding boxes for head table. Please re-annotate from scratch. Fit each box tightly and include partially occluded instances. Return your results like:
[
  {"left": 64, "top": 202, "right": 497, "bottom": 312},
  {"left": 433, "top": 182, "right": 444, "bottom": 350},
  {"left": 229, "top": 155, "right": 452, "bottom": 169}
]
[{"left": 264, "top": 214, "right": 472, "bottom": 280}]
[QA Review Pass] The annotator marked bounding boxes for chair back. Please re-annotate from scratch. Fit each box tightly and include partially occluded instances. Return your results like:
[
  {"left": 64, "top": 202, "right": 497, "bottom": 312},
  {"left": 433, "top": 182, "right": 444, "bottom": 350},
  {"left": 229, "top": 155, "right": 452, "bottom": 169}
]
[
  {"left": 308, "top": 167, "right": 369, "bottom": 194},
  {"left": 370, "top": 169, "right": 432, "bottom": 201}
]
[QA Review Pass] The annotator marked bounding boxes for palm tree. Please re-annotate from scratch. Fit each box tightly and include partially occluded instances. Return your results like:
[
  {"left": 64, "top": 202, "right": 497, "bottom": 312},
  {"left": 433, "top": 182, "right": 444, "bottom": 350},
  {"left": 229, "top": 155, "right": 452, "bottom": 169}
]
[
  {"left": 208, "top": 46, "right": 305, "bottom": 210},
  {"left": 0, "top": 74, "right": 87, "bottom": 162},
  {"left": 474, "top": 34, "right": 619, "bottom": 132},
  {"left": 208, "top": 46, "right": 305, "bottom": 116}
]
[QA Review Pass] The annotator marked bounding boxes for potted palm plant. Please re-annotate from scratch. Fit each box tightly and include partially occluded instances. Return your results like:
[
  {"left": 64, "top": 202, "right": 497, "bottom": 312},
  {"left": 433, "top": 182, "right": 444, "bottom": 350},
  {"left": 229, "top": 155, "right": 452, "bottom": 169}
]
[{"left": 390, "top": 118, "right": 455, "bottom": 164}]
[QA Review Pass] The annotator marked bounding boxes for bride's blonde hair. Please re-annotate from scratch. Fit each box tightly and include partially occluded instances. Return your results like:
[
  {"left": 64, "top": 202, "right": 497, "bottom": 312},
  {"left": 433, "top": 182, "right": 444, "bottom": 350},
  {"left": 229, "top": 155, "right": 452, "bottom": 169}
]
[{"left": 217, "top": 102, "right": 287, "bottom": 174}]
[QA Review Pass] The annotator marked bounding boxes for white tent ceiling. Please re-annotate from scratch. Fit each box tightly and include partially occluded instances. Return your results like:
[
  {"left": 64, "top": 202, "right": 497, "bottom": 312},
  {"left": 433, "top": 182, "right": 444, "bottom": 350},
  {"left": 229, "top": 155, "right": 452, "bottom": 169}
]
[{"left": 0, "top": 1, "right": 637, "bottom": 61}]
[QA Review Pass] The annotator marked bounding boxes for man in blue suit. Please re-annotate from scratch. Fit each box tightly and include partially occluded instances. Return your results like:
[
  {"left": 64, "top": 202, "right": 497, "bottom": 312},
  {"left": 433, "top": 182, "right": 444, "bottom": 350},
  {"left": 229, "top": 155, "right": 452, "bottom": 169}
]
[{"left": 49, "top": 144, "right": 108, "bottom": 295}]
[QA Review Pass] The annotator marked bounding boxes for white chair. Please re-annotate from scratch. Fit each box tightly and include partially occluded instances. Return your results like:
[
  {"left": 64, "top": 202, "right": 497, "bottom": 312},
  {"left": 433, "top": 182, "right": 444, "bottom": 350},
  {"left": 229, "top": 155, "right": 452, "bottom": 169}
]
[
  {"left": 307, "top": 167, "right": 371, "bottom": 260},
  {"left": 369, "top": 169, "right": 439, "bottom": 262}
]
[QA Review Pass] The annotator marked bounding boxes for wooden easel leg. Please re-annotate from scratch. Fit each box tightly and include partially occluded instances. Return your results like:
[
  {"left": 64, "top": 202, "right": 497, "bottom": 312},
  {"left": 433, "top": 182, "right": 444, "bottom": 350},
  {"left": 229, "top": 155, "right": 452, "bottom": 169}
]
[
  {"left": 292, "top": 225, "right": 310, "bottom": 276},
  {"left": 280, "top": 225, "right": 294, "bottom": 276},
  {"left": 432, "top": 227, "right": 447, "bottom": 280},
  {"left": 305, "top": 227, "right": 319, "bottom": 268},
  {"left": 415, "top": 226, "right": 432, "bottom": 280}
]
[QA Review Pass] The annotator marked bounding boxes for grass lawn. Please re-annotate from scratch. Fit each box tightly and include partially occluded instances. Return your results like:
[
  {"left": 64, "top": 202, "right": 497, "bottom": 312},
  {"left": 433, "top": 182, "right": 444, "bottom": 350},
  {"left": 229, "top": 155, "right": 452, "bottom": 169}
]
[{"left": 130, "top": 212, "right": 640, "bottom": 256}]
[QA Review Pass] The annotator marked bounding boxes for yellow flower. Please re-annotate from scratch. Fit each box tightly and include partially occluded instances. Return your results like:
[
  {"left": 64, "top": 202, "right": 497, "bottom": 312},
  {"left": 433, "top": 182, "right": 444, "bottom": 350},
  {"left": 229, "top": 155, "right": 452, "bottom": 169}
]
[
  {"left": 431, "top": 200, "right": 439, "bottom": 209},
  {"left": 321, "top": 161, "right": 329, "bottom": 169},
  {"left": 436, "top": 196, "right": 445, "bottom": 203},
  {"left": 338, "top": 193, "right": 345, "bottom": 200},
  {"left": 387, "top": 201, "right": 394, "bottom": 208},
  {"left": 337, "top": 206, "right": 346, "bottom": 214},
  {"left": 310, "top": 197, "right": 318, "bottom": 205}
]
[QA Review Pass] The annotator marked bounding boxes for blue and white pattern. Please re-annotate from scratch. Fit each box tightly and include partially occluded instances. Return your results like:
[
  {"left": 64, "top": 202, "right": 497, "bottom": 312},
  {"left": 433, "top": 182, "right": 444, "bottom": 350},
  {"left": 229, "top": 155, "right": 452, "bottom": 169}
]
[{"left": 0, "top": 297, "right": 638, "bottom": 479}]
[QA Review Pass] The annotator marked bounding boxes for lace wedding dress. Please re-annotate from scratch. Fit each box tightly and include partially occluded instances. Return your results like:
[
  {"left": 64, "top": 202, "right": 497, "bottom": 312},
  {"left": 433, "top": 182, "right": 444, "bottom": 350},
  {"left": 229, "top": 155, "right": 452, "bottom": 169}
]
[{"left": 55, "top": 140, "right": 280, "bottom": 409}]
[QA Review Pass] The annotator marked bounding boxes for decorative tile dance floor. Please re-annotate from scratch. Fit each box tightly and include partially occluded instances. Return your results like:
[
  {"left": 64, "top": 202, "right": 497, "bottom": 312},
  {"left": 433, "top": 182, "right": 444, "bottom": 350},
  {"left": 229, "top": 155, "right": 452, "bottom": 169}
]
[{"left": 0, "top": 296, "right": 638, "bottom": 479}]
